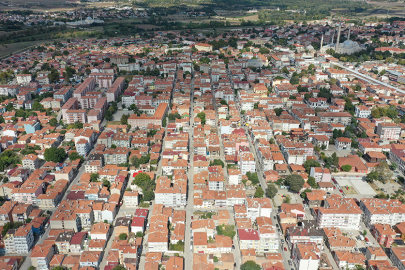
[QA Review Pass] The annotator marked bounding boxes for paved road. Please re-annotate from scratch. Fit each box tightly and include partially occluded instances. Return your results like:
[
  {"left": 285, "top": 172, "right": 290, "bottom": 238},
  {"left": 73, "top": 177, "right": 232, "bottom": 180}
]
[
  {"left": 211, "top": 79, "right": 241, "bottom": 269},
  {"left": 334, "top": 62, "right": 405, "bottom": 94},
  {"left": 183, "top": 75, "right": 195, "bottom": 270},
  {"left": 19, "top": 154, "right": 88, "bottom": 270}
]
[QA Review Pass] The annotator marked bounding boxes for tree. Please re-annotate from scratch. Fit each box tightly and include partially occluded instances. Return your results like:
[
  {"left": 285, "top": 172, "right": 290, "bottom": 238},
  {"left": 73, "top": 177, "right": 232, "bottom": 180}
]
[
  {"left": 307, "top": 177, "right": 318, "bottom": 189},
  {"left": 69, "top": 151, "right": 83, "bottom": 161},
  {"left": 220, "top": 99, "right": 228, "bottom": 106},
  {"left": 241, "top": 260, "right": 261, "bottom": 270},
  {"left": 366, "top": 171, "right": 378, "bottom": 183},
  {"left": 49, "top": 118, "right": 58, "bottom": 127},
  {"left": 303, "top": 160, "right": 321, "bottom": 173},
  {"left": 246, "top": 172, "right": 259, "bottom": 185},
  {"left": 254, "top": 187, "right": 264, "bottom": 198},
  {"left": 140, "top": 126, "right": 155, "bottom": 136},
  {"left": 32, "top": 102, "right": 44, "bottom": 111},
  {"left": 341, "top": 165, "right": 352, "bottom": 172},
  {"left": 197, "top": 112, "right": 206, "bottom": 125},
  {"left": 135, "top": 231, "right": 144, "bottom": 237},
  {"left": 105, "top": 111, "right": 113, "bottom": 121},
  {"left": 285, "top": 174, "right": 305, "bottom": 193},
  {"left": 44, "top": 147, "right": 66, "bottom": 163},
  {"left": 169, "top": 240, "right": 184, "bottom": 252},
  {"left": 332, "top": 152, "right": 339, "bottom": 167},
  {"left": 28, "top": 267, "right": 36, "bottom": 270},
  {"left": 2, "top": 222, "right": 23, "bottom": 236},
  {"left": 119, "top": 233, "right": 128, "bottom": 240},
  {"left": 120, "top": 114, "right": 129, "bottom": 125},
  {"left": 168, "top": 113, "right": 181, "bottom": 121},
  {"left": 133, "top": 173, "right": 151, "bottom": 186},
  {"left": 274, "top": 108, "right": 283, "bottom": 116},
  {"left": 111, "top": 144, "right": 117, "bottom": 149},
  {"left": 266, "top": 184, "right": 278, "bottom": 198},
  {"left": 300, "top": 188, "right": 312, "bottom": 199},
  {"left": 143, "top": 190, "right": 154, "bottom": 201},
  {"left": 112, "top": 265, "right": 127, "bottom": 270},
  {"left": 216, "top": 225, "right": 236, "bottom": 239},
  {"left": 210, "top": 159, "right": 224, "bottom": 168},
  {"left": 90, "top": 173, "right": 99, "bottom": 182},
  {"left": 390, "top": 162, "right": 398, "bottom": 171},
  {"left": 372, "top": 161, "right": 394, "bottom": 183}
]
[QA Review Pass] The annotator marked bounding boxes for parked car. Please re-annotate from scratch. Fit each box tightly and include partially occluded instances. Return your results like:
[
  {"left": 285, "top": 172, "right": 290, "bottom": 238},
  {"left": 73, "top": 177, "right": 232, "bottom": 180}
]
[{"left": 284, "top": 247, "right": 287, "bottom": 251}]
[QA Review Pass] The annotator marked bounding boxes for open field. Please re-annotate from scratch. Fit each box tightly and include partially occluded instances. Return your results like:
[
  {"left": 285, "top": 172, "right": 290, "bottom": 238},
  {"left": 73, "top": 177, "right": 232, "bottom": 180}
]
[
  {"left": 0, "top": 0, "right": 115, "bottom": 12},
  {"left": 0, "top": 40, "right": 53, "bottom": 59}
]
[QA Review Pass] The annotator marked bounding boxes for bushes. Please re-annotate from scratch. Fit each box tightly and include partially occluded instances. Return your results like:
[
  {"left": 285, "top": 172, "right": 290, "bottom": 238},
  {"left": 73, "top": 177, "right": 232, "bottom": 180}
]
[{"left": 341, "top": 165, "right": 352, "bottom": 172}]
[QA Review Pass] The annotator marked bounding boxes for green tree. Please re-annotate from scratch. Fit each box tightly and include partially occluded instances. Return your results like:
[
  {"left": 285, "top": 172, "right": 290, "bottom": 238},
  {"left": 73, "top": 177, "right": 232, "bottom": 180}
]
[
  {"left": 133, "top": 173, "right": 151, "bottom": 187},
  {"left": 341, "top": 165, "right": 352, "bottom": 172},
  {"left": 303, "top": 160, "right": 321, "bottom": 173},
  {"left": 119, "top": 233, "right": 128, "bottom": 240},
  {"left": 332, "top": 152, "right": 339, "bottom": 167},
  {"left": 300, "top": 188, "right": 312, "bottom": 199},
  {"left": 274, "top": 108, "right": 283, "bottom": 116},
  {"left": 366, "top": 171, "right": 378, "bottom": 183},
  {"left": 254, "top": 186, "right": 264, "bottom": 198},
  {"left": 266, "top": 184, "right": 278, "bottom": 198},
  {"left": 90, "top": 173, "right": 99, "bottom": 182},
  {"left": 285, "top": 174, "right": 305, "bottom": 193},
  {"left": 135, "top": 231, "right": 144, "bottom": 237},
  {"left": 112, "top": 265, "right": 126, "bottom": 270},
  {"left": 216, "top": 225, "right": 236, "bottom": 239},
  {"left": 49, "top": 118, "right": 58, "bottom": 127},
  {"left": 147, "top": 130, "right": 158, "bottom": 137},
  {"left": 32, "top": 102, "right": 44, "bottom": 111},
  {"left": 69, "top": 151, "right": 83, "bottom": 161},
  {"left": 197, "top": 112, "right": 206, "bottom": 125},
  {"left": 246, "top": 172, "right": 259, "bottom": 185},
  {"left": 28, "top": 267, "right": 36, "bottom": 270},
  {"left": 390, "top": 162, "right": 398, "bottom": 171},
  {"left": 307, "top": 177, "right": 318, "bottom": 189},
  {"left": 44, "top": 147, "right": 66, "bottom": 163},
  {"left": 169, "top": 240, "right": 184, "bottom": 252},
  {"left": 168, "top": 113, "right": 181, "bottom": 121},
  {"left": 370, "top": 161, "right": 394, "bottom": 183},
  {"left": 210, "top": 159, "right": 225, "bottom": 168},
  {"left": 120, "top": 114, "right": 129, "bottom": 125},
  {"left": 241, "top": 260, "right": 261, "bottom": 270},
  {"left": 105, "top": 111, "right": 113, "bottom": 121}
]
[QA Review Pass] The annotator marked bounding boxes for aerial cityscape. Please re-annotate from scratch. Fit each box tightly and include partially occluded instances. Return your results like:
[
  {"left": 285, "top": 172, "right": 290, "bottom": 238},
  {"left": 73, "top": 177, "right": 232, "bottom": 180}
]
[{"left": 2, "top": 0, "right": 405, "bottom": 270}]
